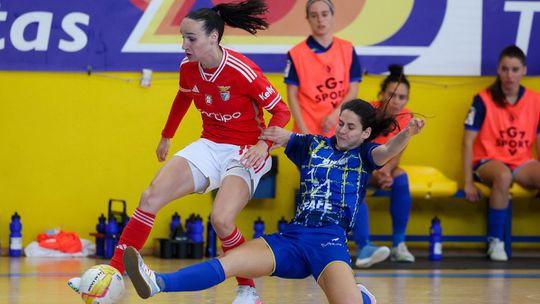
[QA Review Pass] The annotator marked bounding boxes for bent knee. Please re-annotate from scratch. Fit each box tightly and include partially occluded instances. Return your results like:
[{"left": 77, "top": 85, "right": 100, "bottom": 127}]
[
  {"left": 211, "top": 213, "right": 236, "bottom": 235},
  {"left": 392, "top": 167, "right": 406, "bottom": 178},
  {"left": 139, "top": 188, "right": 166, "bottom": 213},
  {"left": 492, "top": 171, "right": 513, "bottom": 189}
]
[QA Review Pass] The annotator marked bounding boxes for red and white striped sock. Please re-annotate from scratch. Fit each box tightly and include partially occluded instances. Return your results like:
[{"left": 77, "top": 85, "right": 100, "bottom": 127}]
[
  {"left": 220, "top": 227, "right": 255, "bottom": 288},
  {"left": 109, "top": 208, "right": 155, "bottom": 274}
]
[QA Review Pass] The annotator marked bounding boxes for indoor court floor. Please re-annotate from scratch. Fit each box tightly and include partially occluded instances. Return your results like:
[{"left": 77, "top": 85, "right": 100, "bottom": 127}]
[{"left": 1, "top": 256, "right": 540, "bottom": 304}]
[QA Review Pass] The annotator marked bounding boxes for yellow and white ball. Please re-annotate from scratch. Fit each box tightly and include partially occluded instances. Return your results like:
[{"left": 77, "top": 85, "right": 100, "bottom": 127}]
[{"left": 79, "top": 265, "right": 124, "bottom": 304}]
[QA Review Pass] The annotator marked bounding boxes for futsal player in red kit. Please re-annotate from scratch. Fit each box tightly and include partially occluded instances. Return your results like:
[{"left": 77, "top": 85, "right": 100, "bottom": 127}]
[{"left": 69, "top": 1, "right": 290, "bottom": 303}]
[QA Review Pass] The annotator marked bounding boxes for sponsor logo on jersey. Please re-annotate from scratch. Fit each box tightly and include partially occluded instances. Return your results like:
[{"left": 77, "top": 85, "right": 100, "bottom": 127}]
[
  {"left": 205, "top": 94, "right": 212, "bottom": 105},
  {"left": 258, "top": 85, "right": 276, "bottom": 101},
  {"left": 192, "top": 85, "right": 199, "bottom": 93},
  {"left": 198, "top": 109, "right": 241, "bottom": 122},
  {"left": 465, "top": 106, "right": 476, "bottom": 126},
  {"left": 218, "top": 86, "right": 231, "bottom": 101}
]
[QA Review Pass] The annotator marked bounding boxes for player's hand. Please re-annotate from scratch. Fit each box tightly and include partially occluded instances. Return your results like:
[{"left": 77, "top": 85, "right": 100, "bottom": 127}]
[
  {"left": 404, "top": 118, "right": 425, "bottom": 137},
  {"left": 321, "top": 111, "right": 339, "bottom": 134},
  {"left": 259, "top": 126, "right": 293, "bottom": 148},
  {"left": 240, "top": 141, "right": 268, "bottom": 169},
  {"left": 372, "top": 170, "right": 393, "bottom": 189},
  {"left": 464, "top": 182, "right": 483, "bottom": 202},
  {"left": 156, "top": 137, "right": 170, "bottom": 162}
]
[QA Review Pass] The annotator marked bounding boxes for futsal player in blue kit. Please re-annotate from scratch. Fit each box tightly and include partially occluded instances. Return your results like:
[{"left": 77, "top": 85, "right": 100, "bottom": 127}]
[{"left": 123, "top": 99, "right": 425, "bottom": 304}]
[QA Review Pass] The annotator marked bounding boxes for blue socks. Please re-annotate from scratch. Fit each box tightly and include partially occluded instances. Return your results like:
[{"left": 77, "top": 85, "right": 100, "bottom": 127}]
[
  {"left": 156, "top": 259, "right": 226, "bottom": 292},
  {"left": 488, "top": 207, "right": 508, "bottom": 240},
  {"left": 390, "top": 174, "right": 412, "bottom": 247},
  {"left": 352, "top": 200, "right": 370, "bottom": 249},
  {"left": 352, "top": 173, "right": 412, "bottom": 249}
]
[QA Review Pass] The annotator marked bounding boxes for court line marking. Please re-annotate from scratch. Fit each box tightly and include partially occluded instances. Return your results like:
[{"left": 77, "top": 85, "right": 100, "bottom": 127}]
[{"left": 355, "top": 273, "right": 540, "bottom": 279}]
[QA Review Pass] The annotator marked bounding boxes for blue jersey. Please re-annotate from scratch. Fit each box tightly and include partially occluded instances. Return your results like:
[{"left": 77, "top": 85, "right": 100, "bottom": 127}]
[{"left": 285, "top": 133, "right": 380, "bottom": 230}]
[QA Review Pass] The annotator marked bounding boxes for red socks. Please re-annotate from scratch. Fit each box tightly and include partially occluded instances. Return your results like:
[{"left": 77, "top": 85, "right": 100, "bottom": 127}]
[
  {"left": 109, "top": 208, "right": 155, "bottom": 273},
  {"left": 220, "top": 227, "right": 255, "bottom": 288}
]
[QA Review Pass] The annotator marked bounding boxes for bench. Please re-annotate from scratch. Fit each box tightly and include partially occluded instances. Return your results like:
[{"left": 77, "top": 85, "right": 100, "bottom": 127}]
[{"left": 367, "top": 166, "right": 539, "bottom": 258}]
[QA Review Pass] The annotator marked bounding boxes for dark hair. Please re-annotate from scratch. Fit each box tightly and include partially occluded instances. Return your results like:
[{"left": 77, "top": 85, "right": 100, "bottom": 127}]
[
  {"left": 340, "top": 99, "right": 398, "bottom": 142},
  {"left": 380, "top": 64, "right": 410, "bottom": 94},
  {"left": 186, "top": 0, "right": 269, "bottom": 42},
  {"left": 489, "top": 45, "right": 526, "bottom": 107}
]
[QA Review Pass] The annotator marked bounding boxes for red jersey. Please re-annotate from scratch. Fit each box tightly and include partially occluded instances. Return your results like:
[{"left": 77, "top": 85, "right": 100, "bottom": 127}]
[
  {"left": 371, "top": 101, "right": 412, "bottom": 145},
  {"left": 162, "top": 48, "right": 290, "bottom": 146}
]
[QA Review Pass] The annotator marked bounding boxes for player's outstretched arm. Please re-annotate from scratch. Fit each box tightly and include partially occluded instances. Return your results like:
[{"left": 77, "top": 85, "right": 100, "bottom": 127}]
[
  {"left": 259, "top": 126, "right": 293, "bottom": 149},
  {"left": 372, "top": 118, "right": 425, "bottom": 166}
]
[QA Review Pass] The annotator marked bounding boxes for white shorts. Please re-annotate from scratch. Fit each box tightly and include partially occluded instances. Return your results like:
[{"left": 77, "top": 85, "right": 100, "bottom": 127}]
[{"left": 174, "top": 138, "right": 272, "bottom": 196}]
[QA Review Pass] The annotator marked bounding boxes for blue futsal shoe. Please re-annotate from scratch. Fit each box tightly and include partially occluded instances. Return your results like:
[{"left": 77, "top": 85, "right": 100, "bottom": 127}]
[
  {"left": 357, "top": 284, "right": 377, "bottom": 304},
  {"left": 355, "top": 243, "right": 390, "bottom": 268}
]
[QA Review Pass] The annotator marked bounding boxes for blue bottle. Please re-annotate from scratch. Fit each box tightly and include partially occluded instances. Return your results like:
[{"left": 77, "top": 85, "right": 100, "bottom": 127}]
[
  {"left": 95, "top": 214, "right": 107, "bottom": 257},
  {"left": 191, "top": 215, "right": 205, "bottom": 259},
  {"left": 169, "top": 212, "right": 181, "bottom": 239},
  {"left": 191, "top": 215, "right": 204, "bottom": 243},
  {"left": 429, "top": 216, "right": 443, "bottom": 261},
  {"left": 186, "top": 214, "right": 195, "bottom": 241},
  {"left": 205, "top": 215, "right": 217, "bottom": 258},
  {"left": 277, "top": 216, "right": 288, "bottom": 233},
  {"left": 104, "top": 217, "right": 119, "bottom": 259},
  {"left": 9, "top": 212, "right": 23, "bottom": 257},
  {"left": 253, "top": 217, "right": 265, "bottom": 239}
]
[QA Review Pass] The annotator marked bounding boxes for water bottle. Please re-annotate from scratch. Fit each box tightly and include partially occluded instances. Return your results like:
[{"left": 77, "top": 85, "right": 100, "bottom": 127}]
[
  {"left": 9, "top": 212, "right": 23, "bottom": 257},
  {"left": 104, "top": 217, "right": 119, "bottom": 259},
  {"left": 186, "top": 214, "right": 195, "bottom": 241},
  {"left": 95, "top": 214, "right": 107, "bottom": 257},
  {"left": 205, "top": 215, "right": 217, "bottom": 258},
  {"left": 277, "top": 216, "right": 288, "bottom": 233},
  {"left": 429, "top": 216, "right": 442, "bottom": 261},
  {"left": 253, "top": 217, "right": 265, "bottom": 239},
  {"left": 169, "top": 212, "right": 181, "bottom": 239},
  {"left": 191, "top": 215, "right": 204, "bottom": 259}
]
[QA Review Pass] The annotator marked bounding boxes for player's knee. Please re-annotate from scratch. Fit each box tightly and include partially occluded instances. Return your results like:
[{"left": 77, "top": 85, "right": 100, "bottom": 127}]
[
  {"left": 392, "top": 167, "right": 406, "bottom": 178},
  {"left": 492, "top": 171, "right": 513, "bottom": 189},
  {"left": 211, "top": 213, "right": 235, "bottom": 235},
  {"left": 139, "top": 188, "right": 164, "bottom": 212}
]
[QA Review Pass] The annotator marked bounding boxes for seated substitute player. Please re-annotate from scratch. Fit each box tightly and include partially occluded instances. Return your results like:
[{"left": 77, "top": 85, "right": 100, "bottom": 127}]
[
  {"left": 353, "top": 65, "right": 416, "bottom": 268},
  {"left": 462, "top": 45, "right": 540, "bottom": 261},
  {"left": 123, "top": 99, "right": 425, "bottom": 304}
]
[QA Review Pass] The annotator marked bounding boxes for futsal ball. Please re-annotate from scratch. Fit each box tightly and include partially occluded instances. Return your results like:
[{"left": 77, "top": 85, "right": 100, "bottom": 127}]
[{"left": 79, "top": 264, "right": 125, "bottom": 304}]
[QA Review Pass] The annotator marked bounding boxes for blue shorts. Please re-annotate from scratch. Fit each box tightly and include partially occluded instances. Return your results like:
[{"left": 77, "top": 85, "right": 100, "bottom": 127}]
[
  {"left": 473, "top": 159, "right": 538, "bottom": 182},
  {"left": 261, "top": 224, "right": 351, "bottom": 282}
]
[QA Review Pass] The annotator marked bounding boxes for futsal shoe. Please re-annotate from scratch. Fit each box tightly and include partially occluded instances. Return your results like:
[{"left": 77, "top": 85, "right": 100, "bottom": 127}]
[
  {"left": 231, "top": 285, "right": 263, "bottom": 304},
  {"left": 487, "top": 238, "right": 508, "bottom": 261},
  {"left": 123, "top": 246, "right": 161, "bottom": 298},
  {"left": 357, "top": 284, "right": 377, "bottom": 304},
  {"left": 355, "top": 243, "right": 390, "bottom": 268},
  {"left": 390, "top": 242, "right": 415, "bottom": 263},
  {"left": 67, "top": 277, "right": 81, "bottom": 293}
]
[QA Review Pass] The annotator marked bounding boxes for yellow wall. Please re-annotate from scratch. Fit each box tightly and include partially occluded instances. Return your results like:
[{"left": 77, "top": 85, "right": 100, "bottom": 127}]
[{"left": 1, "top": 71, "right": 539, "bottom": 251}]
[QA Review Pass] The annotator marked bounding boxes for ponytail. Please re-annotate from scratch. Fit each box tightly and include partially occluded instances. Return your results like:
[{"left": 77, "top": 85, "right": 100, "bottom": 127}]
[
  {"left": 187, "top": 0, "right": 269, "bottom": 42},
  {"left": 341, "top": 99, "right": 398, "bottom": 142}
]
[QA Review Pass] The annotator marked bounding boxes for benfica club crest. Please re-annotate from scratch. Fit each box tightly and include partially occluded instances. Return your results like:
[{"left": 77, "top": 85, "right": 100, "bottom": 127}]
[{"left": 218, "top": 86, "right": 231, "bottom": 102}]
